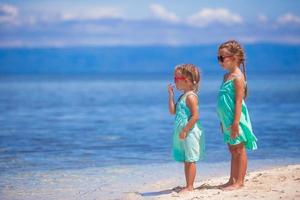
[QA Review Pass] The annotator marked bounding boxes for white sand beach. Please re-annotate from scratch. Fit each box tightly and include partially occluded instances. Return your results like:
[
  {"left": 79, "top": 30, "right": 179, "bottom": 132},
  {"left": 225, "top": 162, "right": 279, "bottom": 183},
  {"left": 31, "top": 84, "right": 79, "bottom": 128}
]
[
  {"left": 125, "top": 164, "right": 300, "bottom": 200},
  {"left": 1, "top": 164, "right": 299, "bottom": 200}
]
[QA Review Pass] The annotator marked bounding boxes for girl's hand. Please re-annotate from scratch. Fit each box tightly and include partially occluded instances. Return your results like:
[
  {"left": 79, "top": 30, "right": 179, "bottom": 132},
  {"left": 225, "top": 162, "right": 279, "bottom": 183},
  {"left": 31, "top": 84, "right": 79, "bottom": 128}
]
[
  {"left": 179, "top": 130, "right": 187, "bottom": 140},
  {"left": 228, "top": 123, "right": 239, "bottom": 139},
  {"left": 168, "top": 84, "right": 174, "bottom": 96}
]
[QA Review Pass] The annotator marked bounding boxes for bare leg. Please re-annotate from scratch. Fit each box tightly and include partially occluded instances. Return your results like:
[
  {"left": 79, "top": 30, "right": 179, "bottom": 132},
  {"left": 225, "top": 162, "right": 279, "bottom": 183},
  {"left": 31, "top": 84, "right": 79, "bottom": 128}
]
[
  {"left": 236, "top": 144, "right": 247, "bottom": 185},
  {"left": 186, "top": 162, "right": 196, "bottom": 190},
  {"left": 223, "top": 144, "right": 246, "bottom": 190},
  {"left": 180, "top": 162, "right": 196, "bottom": 193}
]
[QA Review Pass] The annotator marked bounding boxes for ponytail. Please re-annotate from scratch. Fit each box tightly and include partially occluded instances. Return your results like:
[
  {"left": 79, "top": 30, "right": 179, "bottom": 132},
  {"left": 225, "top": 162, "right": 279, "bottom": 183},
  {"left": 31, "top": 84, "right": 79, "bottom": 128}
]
[{"left": 241, "top": 61, "right": 248, "bottom": 99}]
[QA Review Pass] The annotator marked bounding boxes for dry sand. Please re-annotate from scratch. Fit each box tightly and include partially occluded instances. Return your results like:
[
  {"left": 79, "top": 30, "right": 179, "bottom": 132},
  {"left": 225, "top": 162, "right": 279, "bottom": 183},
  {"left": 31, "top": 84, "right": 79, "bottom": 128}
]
[{"left": 125, "top": 164, "right": 300, "bottom": 200}]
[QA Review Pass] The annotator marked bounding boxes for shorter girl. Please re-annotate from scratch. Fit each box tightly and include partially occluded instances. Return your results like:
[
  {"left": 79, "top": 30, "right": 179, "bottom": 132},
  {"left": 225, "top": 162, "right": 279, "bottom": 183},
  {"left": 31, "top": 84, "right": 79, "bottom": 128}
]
[
  {"left": 217, "top": 40, "right": 257, "bottom": 190},
  {"left": 168, "top": 64, "right": 205, "bottom": 193}
]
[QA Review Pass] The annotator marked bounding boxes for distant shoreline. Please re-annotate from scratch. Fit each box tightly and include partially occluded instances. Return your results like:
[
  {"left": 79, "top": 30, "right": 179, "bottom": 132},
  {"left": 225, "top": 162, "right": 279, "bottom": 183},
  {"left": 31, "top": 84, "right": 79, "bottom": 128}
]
[
  {"left": 1, "top": 44, "right": 299, "bottom": 75},
  {"left": 0, "top": 71, "right": 300, "bottom": 80}
]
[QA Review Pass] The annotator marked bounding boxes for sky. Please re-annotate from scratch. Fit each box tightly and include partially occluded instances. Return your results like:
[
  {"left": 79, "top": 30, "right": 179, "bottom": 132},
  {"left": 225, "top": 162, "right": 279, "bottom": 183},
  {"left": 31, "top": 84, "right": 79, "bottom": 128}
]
[{"left": 0, "top": 0, "right": 300, "bottom": 47}]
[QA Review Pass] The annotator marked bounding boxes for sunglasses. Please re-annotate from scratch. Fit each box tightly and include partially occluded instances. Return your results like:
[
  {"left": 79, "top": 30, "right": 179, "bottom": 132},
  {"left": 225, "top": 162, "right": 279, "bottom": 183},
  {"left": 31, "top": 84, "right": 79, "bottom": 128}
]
[
  {"left": 217, "top": 55, "right": 232, "bottom": 63},
  {"left": 174, "top": 76, "right": 186, "bottom": 82}
]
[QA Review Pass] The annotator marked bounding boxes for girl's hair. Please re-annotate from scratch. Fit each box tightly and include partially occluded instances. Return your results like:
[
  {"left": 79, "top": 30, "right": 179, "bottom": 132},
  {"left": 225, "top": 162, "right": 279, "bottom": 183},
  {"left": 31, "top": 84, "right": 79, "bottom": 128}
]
[
  {"left": 175, "top": 64, "right": 201, "bottom": 92},
  {"left": 218, "top": 40, "right": 248, "bottom": 98}
]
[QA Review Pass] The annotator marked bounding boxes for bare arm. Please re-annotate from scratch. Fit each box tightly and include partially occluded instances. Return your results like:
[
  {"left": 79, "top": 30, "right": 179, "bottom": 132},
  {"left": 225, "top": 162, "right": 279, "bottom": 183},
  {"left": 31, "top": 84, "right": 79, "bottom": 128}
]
[
  {"left": 179, "top": 94, "right": 199, "bottom": 139},
  {"left": 233, "top": 77, "right": 244, "bottom": 124},
  {"left": 229, "top": 77, "right": 244, "bottom": 138},
  {"left": 168, "top": 84, "right": 176, "bottom": 115}
]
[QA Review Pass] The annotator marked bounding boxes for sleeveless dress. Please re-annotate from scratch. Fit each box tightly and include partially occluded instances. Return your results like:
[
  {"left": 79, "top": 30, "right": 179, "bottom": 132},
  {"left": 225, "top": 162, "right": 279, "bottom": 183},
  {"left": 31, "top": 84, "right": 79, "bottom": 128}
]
[
  {"left": 173, "top": 91, "right": 205, "bottom": 162},
  {"left": 217, "top": 76, "right": 257, "bottom": 150}
]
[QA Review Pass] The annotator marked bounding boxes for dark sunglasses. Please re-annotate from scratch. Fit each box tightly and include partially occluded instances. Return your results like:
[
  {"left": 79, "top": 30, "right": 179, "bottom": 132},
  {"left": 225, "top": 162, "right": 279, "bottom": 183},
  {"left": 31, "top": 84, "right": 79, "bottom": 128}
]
[
  {"left": 217, "top": 55, "right": 232, "bottom": 63},
  {"left": 174, "top": 76, "right": 186, "bottom": 82}
]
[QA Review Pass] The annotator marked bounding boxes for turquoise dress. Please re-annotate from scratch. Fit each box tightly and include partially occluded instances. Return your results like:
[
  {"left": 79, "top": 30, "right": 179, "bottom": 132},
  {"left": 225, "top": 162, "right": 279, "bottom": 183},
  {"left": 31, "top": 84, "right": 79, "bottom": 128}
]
[
  {"left": 217, "top": 76, "right": 257, "bottom": 150},
  {"left": 173, "top": 91, "right": 205, "bottom": 162}
]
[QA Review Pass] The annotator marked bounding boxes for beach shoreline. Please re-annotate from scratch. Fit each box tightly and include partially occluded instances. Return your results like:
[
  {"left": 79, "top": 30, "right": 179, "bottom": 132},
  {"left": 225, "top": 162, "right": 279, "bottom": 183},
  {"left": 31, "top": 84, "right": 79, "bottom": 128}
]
[{"left": 1, "top": 162, "right": 299, "bottom": 200}]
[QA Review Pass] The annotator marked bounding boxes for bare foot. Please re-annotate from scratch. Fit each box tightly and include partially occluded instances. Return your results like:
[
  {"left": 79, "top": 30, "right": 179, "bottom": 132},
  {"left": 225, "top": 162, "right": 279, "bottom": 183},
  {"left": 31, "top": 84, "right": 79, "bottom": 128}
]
[
  {"left": 179, "top": 187, "right": 194, "bottom": 194},
  {"left": 218, "top": 180, "right": 234, "bottom": 188},
  {"left": 222, "top": 183, "right": 243, "bottom": 191}
]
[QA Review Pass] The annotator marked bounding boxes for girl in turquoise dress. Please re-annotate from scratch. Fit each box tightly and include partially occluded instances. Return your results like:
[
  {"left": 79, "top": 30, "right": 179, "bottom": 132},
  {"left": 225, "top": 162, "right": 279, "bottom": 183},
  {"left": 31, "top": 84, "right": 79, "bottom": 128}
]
[
  {"left": 168, "top": 64, "right": 205, "bottom": 193},
  {"left": 216, "top": 40, "right": 257, "bottom": 190}
]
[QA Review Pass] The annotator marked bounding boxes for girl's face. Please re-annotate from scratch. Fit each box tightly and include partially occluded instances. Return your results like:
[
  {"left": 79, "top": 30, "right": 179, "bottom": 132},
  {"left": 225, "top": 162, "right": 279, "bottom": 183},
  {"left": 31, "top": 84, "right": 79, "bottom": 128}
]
[
  {"left": 218, "top": 48, "right": 236, "bottom": 71},
  {"left": 174, "top": 70, "right": 188, "bottom": 91}
]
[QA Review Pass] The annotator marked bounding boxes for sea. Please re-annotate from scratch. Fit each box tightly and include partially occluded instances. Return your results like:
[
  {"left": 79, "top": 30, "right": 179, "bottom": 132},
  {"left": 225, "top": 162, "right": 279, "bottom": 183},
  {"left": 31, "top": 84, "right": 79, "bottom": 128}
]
[{"left": 0, "top": 45, "right": 299, "bottom": 199}]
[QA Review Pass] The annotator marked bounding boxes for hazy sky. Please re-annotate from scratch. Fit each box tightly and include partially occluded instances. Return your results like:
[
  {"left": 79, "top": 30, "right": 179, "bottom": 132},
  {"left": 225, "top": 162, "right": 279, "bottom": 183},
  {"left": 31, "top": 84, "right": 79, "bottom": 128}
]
[
  {"left": 3, "top": 0, "right": 300, "bottom": 19},
  {"left": 1, "top": 0, "right": 300, "bottom": 47}
]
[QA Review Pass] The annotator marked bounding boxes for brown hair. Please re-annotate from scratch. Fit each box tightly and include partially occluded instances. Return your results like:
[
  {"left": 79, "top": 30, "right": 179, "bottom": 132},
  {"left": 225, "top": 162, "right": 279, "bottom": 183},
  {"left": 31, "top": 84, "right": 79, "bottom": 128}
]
[
  {"left": 218, "top": 40, "right": 248, "bottom": 98},
  {"left": 175, "top": 64, "right": 201, "bottom": 92}
]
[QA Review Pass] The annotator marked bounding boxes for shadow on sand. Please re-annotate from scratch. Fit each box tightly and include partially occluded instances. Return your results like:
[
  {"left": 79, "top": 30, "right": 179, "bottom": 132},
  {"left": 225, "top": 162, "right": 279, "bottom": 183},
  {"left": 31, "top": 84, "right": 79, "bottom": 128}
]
[{"left": 140, "top": 183, "right": 223, "bottom": 197}]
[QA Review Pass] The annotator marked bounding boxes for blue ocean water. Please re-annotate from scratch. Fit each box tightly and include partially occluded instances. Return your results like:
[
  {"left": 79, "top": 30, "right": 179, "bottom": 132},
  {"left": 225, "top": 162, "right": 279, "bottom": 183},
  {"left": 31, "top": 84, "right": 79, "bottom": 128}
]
[
  {"left": 0, "top": 45, "right": 300, "bottom": 179},
  {"left": 0, "top": 72, "right": 299, "bottom": 176}
]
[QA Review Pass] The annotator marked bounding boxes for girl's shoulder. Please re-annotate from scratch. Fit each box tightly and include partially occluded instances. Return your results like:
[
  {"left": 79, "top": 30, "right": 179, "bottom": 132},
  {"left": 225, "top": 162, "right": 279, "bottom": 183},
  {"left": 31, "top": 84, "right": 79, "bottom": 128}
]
[
  {"left": 231, "top": 73, "right": 246, "bottom": 85},
  {"left": 224, "top": 73, "right": 245, "bottom": 84},
  {"left": 185, "top": 91, "right": 199, "bottom": 105},
  {"left": 231, "top": 74, "right": 247, "bottom": 92}
]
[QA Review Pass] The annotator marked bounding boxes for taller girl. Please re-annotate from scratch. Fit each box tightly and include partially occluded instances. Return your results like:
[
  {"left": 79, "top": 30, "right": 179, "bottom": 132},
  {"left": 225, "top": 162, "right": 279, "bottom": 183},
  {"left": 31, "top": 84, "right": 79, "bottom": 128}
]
[{"left": 217, "top": 40, "right": 257, "bottom": 190}]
